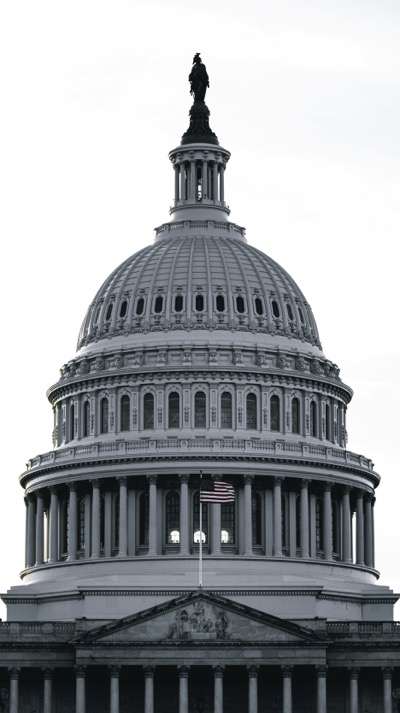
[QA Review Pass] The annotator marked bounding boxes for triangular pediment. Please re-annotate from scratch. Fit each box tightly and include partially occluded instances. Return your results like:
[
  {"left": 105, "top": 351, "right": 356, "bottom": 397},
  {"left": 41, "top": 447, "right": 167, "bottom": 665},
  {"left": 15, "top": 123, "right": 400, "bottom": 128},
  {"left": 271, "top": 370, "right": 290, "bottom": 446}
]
[{"left": 75, "top": 591, "right": 324, "bottom": 645}]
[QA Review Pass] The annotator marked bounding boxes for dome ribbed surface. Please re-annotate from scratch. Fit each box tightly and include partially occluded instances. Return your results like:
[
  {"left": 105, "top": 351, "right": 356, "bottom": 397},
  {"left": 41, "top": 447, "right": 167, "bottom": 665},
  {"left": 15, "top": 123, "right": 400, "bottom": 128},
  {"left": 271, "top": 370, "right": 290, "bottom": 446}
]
[{"left": 77, "top": 235, "right": 321, "bottom": 350}]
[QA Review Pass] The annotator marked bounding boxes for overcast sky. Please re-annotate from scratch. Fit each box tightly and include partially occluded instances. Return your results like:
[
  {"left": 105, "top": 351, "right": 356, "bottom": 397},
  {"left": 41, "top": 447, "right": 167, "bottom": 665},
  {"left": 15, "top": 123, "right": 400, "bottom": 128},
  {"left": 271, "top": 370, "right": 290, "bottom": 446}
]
[{"left": 0, "top": 0, "right": 399, "bottom": 620}]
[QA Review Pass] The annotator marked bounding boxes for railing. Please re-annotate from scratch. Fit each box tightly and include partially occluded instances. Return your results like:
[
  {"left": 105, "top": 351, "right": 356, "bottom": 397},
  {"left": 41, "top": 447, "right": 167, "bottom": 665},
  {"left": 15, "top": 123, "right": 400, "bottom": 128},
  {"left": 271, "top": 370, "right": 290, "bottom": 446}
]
[
  {"left": 327, "top": 621, "right": 400, "bottom": 635},
  {"left": 25, "top": 439, "right": 375, "bottom": 474}
]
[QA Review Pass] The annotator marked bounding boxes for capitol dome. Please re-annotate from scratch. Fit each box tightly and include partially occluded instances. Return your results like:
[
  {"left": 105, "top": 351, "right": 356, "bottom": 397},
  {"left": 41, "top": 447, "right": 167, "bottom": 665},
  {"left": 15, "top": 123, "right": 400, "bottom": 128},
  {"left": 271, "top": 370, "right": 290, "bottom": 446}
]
[{"left": 7, "top": 55, "right": 392, "bottom": 629}]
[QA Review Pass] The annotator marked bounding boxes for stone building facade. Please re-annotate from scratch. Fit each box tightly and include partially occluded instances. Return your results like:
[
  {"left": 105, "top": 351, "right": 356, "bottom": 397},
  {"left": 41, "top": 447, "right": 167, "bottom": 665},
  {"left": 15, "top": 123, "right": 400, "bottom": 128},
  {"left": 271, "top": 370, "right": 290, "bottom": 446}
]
[{"left": 1, "top": 58, "right": 400, "bottom": 712}]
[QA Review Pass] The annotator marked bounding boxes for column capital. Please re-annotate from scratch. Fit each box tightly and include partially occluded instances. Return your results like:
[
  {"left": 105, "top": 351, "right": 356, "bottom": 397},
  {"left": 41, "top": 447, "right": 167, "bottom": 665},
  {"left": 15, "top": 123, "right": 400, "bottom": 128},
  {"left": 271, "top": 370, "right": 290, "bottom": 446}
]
[
  {"left": 26, "top": 492, "right": 36, "bottom": 503},
  {"left": 68, "top": 481, "right": 77, "bottom": 492},
  {"left": 281, "top": 665, "right": 293, "bottom": 678},
  {"left": 74, "top": 665, "right": 86, "bottom": 678},
  {"left": 323, "top": 481, "right": 333, "bottom": 492},
  {"left": 146, "top": 474, "right": 158, "bottom": 485},
  {"left": 36, "top": 488, "right": 45, "bottom": 499},
  {"left": 108, "top": 665, "right": 121, "bottom": 678},
  {"left": 117, "top": 476, "right": 128, "bottom": 486},
  {"left": 143, "top": 666, "right": 155, "bottom": 678},
  {"left": 316, "top": 665, "right": 328, "bottom": 677},
  {"left": 179, "top": 474, "right": 190, "bottom": 484},
  {"left": 365, "top": 491, "right": 374, "bottom": 503},
  {"left": 243, "top": 474, "right": 254, "bottom": 485},
  {"left": 355, "top": 489, "right": 365, "bottom": 500},
  {"left": 247, "top": 665, "right": 259, "bottom": 678},
  {"left": 348, "top": 667, "right": 360, "bottom": 679},
  {"left": 49, "top": 485, "right": 58, "bottom": 495},
  {"left": 382, "top": 667, "right": 394, "bottom": 679},
  {"left": 301, "top": 479, "right": 311, "bottom": 489},
  {"left": 92, "top": 479, "right": 101, "bottom": 490},
  {"left": 274, "top": 477, "right": 283, "bottom": 486},
  {"left": 342, "top": 485, "right": 351, "bottom": 495},
  {"left": 178, "top": 665, "right": 190, "bottom": 677},
  {"left": 42, "top": 667, "right": 54, "bottom": 679},
  {"left": 8, "top": 668, "right": 20, "bottom": 679},
  {"left": 212, "top": 665, "right": 224, "bottom": 678}
]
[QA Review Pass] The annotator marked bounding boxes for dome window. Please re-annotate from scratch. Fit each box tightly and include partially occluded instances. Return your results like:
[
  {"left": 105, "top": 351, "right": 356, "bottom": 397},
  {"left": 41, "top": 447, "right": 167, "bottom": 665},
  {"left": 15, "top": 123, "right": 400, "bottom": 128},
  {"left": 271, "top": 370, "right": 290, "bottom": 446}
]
[
  {"left": 119, "top": 300, "right": 128, "bottom": 319},
  {"left": 271, "top": 300, "right": 280, "bottom": 318},
  {"left": 83, "top": 401, "right": 90, "bottom": 438},
  {"left": 236, "top": 295, "right": 245, "bottom": 313},
  {"left": 246, "top": 393, "right": 257, "bottom": 429},
  {"left": 105, "top": 304, "right": 113, "bottom": 321},
  {"left": 270, "top": 395, "right": 280, "bottom": 432},
  {"left": 120, "top": 395, "right": 130, "bottom": 432},
  {"left": 194, "top": 392, "right": 206, "bottom": 428},
  {"left": 166, "top": 492, "right": 180, "bottom": 544},
  {"left": 221, "top": 502, "right": 235, "bottom": 544},
  {"left": 216, "top": 294, "right": 225, "bottom": 312},
  {"left": 298, "top": 307, "right": 305, "bottom": 324},
  {"left": 174, "top": 294, "right": 184, "bottom": 313},
  {"left": 154, "top": 295, "right": 164, "bottom": 314},
  {"left": 168, "top": 391, "right": 180, "bottom": 428},
  {"left": 143, "top": 393, "right": 155, "bottom": 430},
  {"left": 310, "top": 401, "right": 317, "bottom": 437},
  {"left": 195, "top": 294, "right": 204, "bottom": 312},
  {"left": 255, "top": 297, "right": 264, "bottom": 316},
  {"left": 136, "top": 298, "right": 145, "bottom": 316},
  {"left": 292, "top": 397, "right": 300, "bottom": 434},
  {"left": 100, "top": 397, "right": 109, "bottom": 434},
  {"left": 221, "top": 392, "right": 233, "bottom": 429},
  {"left": 286, "top": 304, "right": 294, "bottom": 321}
]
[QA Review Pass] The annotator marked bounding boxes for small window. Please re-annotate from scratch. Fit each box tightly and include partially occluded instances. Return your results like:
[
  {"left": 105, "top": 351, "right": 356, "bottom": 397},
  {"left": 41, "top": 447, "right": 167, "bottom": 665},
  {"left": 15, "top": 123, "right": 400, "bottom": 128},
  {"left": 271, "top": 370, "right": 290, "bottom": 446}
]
[
  {"left": 100, "top": 397, "right": 109, "bottom": 434},
  {"left": 120, "top": 395, "right": 130, "bottom": 432},
  {"left": 221, "top": 392, "right": 233, "bottom": 429},
  {"left": 195, "top": 392, "right": 206, "bottom": 428},
  {"left": 286, "top": 304, "right": 294, "bottom": 321},
  {"left": 298, "top": 307, "right": 305, "bottom": 324},
  {"left": 105, "top": 304, "right": 113, "bottom": 321},
  {"left": 216, "top": 294, "right": 225, "bottom": 312},
  {"left": 292, "top": 397, "right": 300, "bottom": 434},
  {"left": 154, "top": 295, "right": 164, "bottom": 314},
  {"left": 166, "top": 492, "right": 180, "bottom": 544},
  {"left": 174, "top": 294, "right": 183, "bottom": 313},
  {"left": 246, "top": 393, "right": 257, "bottom": 430},
  {"left": 236, "top": 295, "right": 245, "bottom": 313},
  {"left": 325, "top": 403, "right": 331, "bottom": 442},
  {"left": 271, "top": 300, "right": 280, "bottom": 318},
  {"left": 255, "top": 298, "right": 264, "bottom": 316},
  {"left": 221, "top": 502, "right": 235, "bottom": 544},
  {"left": 271, "top": 395, "right": 280, "bottom": 432},
  {"left": 69, "top": 403, "right": 75, "bottom": 442},
  {"left": 193, "top": 492, "right": 208, "bottom": 543},
  {"left": 119, "top": 300, "right": 128, "bottom": 319},
  {"left": 83, "top": 401, "right": 90, "bottom": 438},
  {"left": 168, "top": 392, "right": 180, "bottom": 428},
  {"left": 136, "top": 298, "right": 145, "bottom": 316},
  {"left": 143, "top": 393, "right": 154, "bottom": 430},
  {"left": 94, "top": 305, "right": 101, "bottom": 324},
  {"left": 195, "top": 294, "right": 204, "bottom": 312},
  {"left": 310, "top": 401, "right": 317, "bottom": 437}
]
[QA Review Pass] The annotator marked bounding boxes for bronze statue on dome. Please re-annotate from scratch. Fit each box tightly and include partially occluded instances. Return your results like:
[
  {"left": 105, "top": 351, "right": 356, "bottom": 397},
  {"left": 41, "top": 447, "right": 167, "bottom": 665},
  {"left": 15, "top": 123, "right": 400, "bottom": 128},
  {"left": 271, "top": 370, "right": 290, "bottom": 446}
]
[{"left": 189, "top": 53, "right": 209, "bottom": 102}]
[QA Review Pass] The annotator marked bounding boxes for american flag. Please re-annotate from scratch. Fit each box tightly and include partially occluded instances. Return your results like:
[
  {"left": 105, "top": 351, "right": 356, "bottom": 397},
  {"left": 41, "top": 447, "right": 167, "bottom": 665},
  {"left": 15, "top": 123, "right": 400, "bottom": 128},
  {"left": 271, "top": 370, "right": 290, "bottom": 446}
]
[{"left": 200, "top": 478, "right": 235, "bottom": 503}]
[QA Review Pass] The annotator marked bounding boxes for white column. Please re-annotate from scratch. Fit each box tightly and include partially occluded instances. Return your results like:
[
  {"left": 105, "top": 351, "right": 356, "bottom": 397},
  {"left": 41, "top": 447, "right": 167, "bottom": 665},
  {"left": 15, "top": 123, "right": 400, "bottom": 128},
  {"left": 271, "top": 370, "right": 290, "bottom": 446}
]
[
  {"left": 68, "top": 482, "right": 78, "bottom": 561},
  {"left": 323, "top": 483, "right": 332, "bottom": 560},
  {"left": 75, "top": 666, "right": 86, "bottom": 713},
  {"left": 342, "top": 486, "right": 352, "bottom": 562},
  {"left": 147, "top": 475, "right": 158, "bottom": 556},
  {"left": 179, "top": 475, "right": 189, "bottom": 555},
  {"left": 364, "top": 493, "right": 373, "bottom": 567},
  {"left": 178, "top": 666, "right": 189, "bottom": 713},
  {"left": 316, "top": 666, "right": 327, "bottom": 713},
  {"left": 382, "top": 667, "right": 393, "bottom": 713},
  {"left": 27, "top": 493, "right": 36, "bottom": 567},
  {"left": 213, "top": 666, "right": 224, "bottom": 713},
  {"left": 8, "top": 668, "right": 20, "bottom": 713},
  {"left": 109, "top": 665, "right": 120, "bottom": 713},
  {"left": 282, "top": 666, "right": 293, "bottom": 713},
  {"left": 144, "top": 666, "right": 155, "bottom": 713},
  {"left": 49, "top": 486, "right": 59, "bottom": 562},
  {"left": 36, "top": 490, "right": 45, "bottom": 565},
  {"left": 91, "top": 479, "right": 101, "bottom": 558},
  {"left": 244, "top": 475, "right": 254, "bottom": 555},
  {"left": 118, "top": 477, "right": 128, "bottom": 557},
  {"left": 300, "top": 480, "right": 310, "bottom": 558},
  {"left": 273, "top": 478, "right": 283, "bottom": 556},
  {"left": 247, "top": 666, "right": 259, "bottom": 713},
  {"left": 43, "top": 667, "right": 53, "bottom": 713},
  {"left": 211, "top": 502, "right": 222, "bottom": 555},
  {"left": 349, "top": 668, "right": 359, "bottom": 713},
  {"left": 356, "top": 491, "right": 365, "bottom": 565}
]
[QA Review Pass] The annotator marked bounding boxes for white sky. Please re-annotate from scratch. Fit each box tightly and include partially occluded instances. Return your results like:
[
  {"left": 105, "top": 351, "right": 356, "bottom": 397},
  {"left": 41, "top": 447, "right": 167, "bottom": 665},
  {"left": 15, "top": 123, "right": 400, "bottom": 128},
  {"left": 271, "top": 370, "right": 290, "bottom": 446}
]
[{"left": 0, "top": 0, "right": 399, "bottom": 621}]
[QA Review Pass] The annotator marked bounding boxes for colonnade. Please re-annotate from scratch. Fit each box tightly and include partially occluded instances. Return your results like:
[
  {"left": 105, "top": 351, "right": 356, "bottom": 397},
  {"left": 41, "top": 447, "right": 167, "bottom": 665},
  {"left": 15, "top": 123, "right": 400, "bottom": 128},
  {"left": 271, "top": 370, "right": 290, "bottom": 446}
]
[
  {"left": 24, "top": 475, "right": 375, "bottom": 570},
  {"left": 173, "top": 153, "right": 226, "bottom": 204},
  {"left": 6, "top": 664, "right": 396, "bottom": 713}
]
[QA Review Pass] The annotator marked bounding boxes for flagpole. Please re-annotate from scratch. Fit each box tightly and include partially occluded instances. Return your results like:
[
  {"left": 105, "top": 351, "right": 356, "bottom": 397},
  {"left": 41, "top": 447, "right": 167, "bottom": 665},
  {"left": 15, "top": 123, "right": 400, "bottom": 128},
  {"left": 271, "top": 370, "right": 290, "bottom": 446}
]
[{"left": 199, "top": 470, "right": 203, "bottom": 588}]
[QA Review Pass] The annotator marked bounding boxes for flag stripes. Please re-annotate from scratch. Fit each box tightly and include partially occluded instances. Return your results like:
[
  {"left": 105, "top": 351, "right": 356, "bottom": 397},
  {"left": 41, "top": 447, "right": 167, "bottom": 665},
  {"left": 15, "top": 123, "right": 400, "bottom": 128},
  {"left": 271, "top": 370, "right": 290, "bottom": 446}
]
[{"left": 200, "top": 480, "right": 235, "bottom": 503}]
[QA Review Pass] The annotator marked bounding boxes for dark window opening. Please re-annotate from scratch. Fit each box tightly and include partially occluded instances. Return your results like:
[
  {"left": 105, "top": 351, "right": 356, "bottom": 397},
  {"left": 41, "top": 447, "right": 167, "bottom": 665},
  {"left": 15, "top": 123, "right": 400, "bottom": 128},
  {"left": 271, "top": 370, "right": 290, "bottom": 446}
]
[
  {"left": 272, "top": 300, "right": 280, "bottom": 318},
  {"left": 316, "top": 498, "right": 323, "bottom": 551},
  {"left": 113, "top": 494, "right": 120, "bottom": 549},
  {"left": 193, "top": 492, "right": 208, "bottom": 543},
  {"left": 100, "top": 495, "right": 105, "bottom": 549},
  {"left": 252, "top": 492, "right": 262, "bottom": 546},
  {"left": 270, "top": 395, "right": 280, "bottom": 432},
  {"left": 255, "top": 297, "right": 264, "bottom": 315},
  {"left": 154, "top": 295, "right": 163, "bottom": 313},
  {"left": 221, "top": 502, "right": 235, "bottom": 544},
  {"left": 286, "top": 303, "right": 294, "bottom": 321},
  {"left": 221, "top": 392, "right": 233, "bottom": 429},
  {"left": 325, "top": 403, "right": 331, "bottom": 441},
  {"left": 292, "top": 397, "right": 300, "bottom": 434},
  {"left": 195, "top": 294, "right": 204, "bottom": 312},
  {"left": 195, "top": 392, "right": 206, "bottom": 428},
  {"left": 105, "top": 304, "right": 113, "bottom": 321},
  {"left": 120, "top": 395, "right": 130, "bottom": 432},
  {"left": 69, "top": 403, "right": 75, "bottom": 442},
  {"left": 136, "top": 298, "right": 144, "bottom": 316},
  {"left": 298, "top": 307, "right": 305, "bottom": 324},
  {"left": 168, "top": 391, "right": 180, "bottom": 428},
  {"left": 236, "top": 295, "right": 245, "bottom": 313},
  {"left": 310, "top": 401, "right": 317, "bottom": 437},
  {"left": 100, "top": 398, "right": 109, "bottom": 434},
  {"left": 143, "top": 393, "right": 154, "bottom": 430},
  {"left": 139, "top": 492, "right": 149, "bottom": 546},
  {"left": 78, "top": 498, "right": 85, "bottom": 550},
  {"left": 83, "top": 401, "right": 90, "bottom": 438},
  {"left": 174, "top": 294, "right": 183, "bottom": 312},
  {"left": 119, "top": 300, "right": 128, "bottom": 318},
  {"left": 216, "top": 294, "right": 225, "bottom": 312},
  {"left": 246, "top": 393, "right": 257, "bottom": 430},
  {"left": 166, "top": 491, "right": 180, "bottom": 544}
]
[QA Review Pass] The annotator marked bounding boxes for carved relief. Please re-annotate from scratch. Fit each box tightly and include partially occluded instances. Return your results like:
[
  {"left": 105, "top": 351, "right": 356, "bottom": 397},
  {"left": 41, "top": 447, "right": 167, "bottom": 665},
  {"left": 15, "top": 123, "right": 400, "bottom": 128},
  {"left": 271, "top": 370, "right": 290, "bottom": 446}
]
[{"left": 167, "top": 602, "right": 229, "bottom": 640}]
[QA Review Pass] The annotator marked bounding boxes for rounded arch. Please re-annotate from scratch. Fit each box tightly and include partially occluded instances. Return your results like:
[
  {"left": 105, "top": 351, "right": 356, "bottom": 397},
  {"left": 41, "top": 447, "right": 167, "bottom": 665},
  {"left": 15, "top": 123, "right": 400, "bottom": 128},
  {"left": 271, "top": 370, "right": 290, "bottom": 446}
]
[
  {"left": 193, "top": 388, "right": 207, "bottom": 429},
  {"left": 291, "top": 396, "right": 301, "bottom": 435},
  {"left": 82, "top": 398, "right": 91, "bottom": 438},
  {"left": 120, "top": 393, "right": 131, "bottom": 432},
  {"left": 168, "top": 390, "right": 181, "bottom": 429},
  {"left": 270, "top": 392, "right": 281, "bottom": 432},
  {"left": 220, "top": 389, "right": 233, "bottom": 429},
  {"left": 310, "top": 399, "right": 318, "bottom": 438},
  {"left": 142, "top": 390, "right": 155, "bottom": 430},
  {"left": 99, "top": 394, "right": 109, "bottom": 435}
]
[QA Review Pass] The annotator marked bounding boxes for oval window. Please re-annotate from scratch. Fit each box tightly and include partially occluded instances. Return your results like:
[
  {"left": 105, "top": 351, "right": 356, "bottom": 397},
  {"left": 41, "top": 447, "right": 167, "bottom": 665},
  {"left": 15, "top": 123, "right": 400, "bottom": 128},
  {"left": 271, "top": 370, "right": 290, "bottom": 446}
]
[
  {"left": 136, "top": 298, "right": 144, "bottom": 316},
  {"left": 255, "top": 298, "right": 263, "bottom": 315},
  {"left": 154, "top": 295, "right": 163, "bottom": 314},
  {"left": 174, "top": 294, "right": 183, "bottom": 312},
  {"left": 286, "top": 304, "right": 294, "bottom": 321},
  {"left": 119, "top": 300, "right": 128, "bottom": 318},
  {"left": 195, "top": 294, "right": 204, "bottom": 312},
  {"left": 105, "top": 304, "right": 113, "bottom": 321},
  {"left": 216, "top": 294, "right": 225, "bottom": 312},
  {"left": 272, "top": 300, "right": 280, "bottom": 318},
  {"left": 236, "top": 295, "right": 245, "bottom": 313}
]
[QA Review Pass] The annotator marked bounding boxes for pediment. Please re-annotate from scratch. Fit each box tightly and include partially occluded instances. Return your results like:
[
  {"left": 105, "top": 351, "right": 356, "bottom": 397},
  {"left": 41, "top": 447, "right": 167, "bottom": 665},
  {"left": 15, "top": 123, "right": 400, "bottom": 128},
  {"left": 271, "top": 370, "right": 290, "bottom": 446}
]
[{"left": 75, "top": 591, "right": 324, "bottom": 645}]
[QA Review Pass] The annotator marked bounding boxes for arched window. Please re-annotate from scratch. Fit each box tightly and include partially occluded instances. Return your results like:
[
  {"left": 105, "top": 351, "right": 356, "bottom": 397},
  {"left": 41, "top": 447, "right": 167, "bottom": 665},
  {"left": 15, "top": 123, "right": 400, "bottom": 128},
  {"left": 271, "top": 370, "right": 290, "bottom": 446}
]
[
  {"left": 143, "top": 393, "right": 154, "bottom": 430},
  {"left": 221, "top": 392, "right": 233, "bottom": 429},
  {"left": 78, "top": 497, "right": 85, "bottom": 551},
  {"left": 105, "top": 303, "right": 113, "bottom": 321},
  {"left": 120, "top": 395, "right": 130, "bottom": 432},
  {"left": 286, "top": 303, "right": 294, "bottom": 321},
  {"left": 270, "top": 395, "right": 280, "bottom": 432},
  {"left": 316, "top": 498, "right": 324, "bottom": 552},
  {"left": 119, "top": 300, "right": 128, "bottom": 318},
  {"left": 271, "top": 300, "right": 280, "bottom": 318},
  {"left": 298, "top": 307, "right": 305, "bottom": 324},
  {"left": 255, "top": 297, "right": 264, "bottom": 315},
  {"left": 236, "top": 295, "right": 245, "bottom": 313},
  {"left": 166, "top": 492, "right": 180, "bottom": 544},
  {"left": 139, "top": 492, "right": 149, "bottom": 546},
  {"left": 100, "top": 397, "right": 109, "bottom": 434},
  {"left": 174, "top": 294, "right": 183, "bottom": 312},
  {"left": 83, "top": 401, "right": 90, "bottom": 438},
  {"left": 154, "top": 295, "right": 163, "bottom": 313},
  {"left": 193, "top": 491, "right": 208, "bottom": 544},
  {"left": 195, "top": 294, "right": 204, "bottom": 312},
  {"left": 310, "top": 401, "right": 317, "bottom": 437},
  {"left": 325, "top": 403, "right": 331, "bottom": 441},
  {"left": 69, "top": 403, "right": 75, "bottom": 442},
  {"left": 113, "top": 494, "right": 120, "bottom": 550},
  {"left": 136, "top": 297, "right": 144, "bottom": 316},
  {"left": 194, "top": 392, "right": 206, "bottom": 428},
  {"left": 168, "top": 391, "right": 180, "bottom": 428},
  {"left": 246, "top": 393, "right": 257, "bottom": 429},
  {"left": 221, "top": 502, "right": 235, "bottom": 544},
  {"left": 216, "top": 294, "right": 225, "bottom": 312},
  {"left": 291, "top": 397, "right": 300, "bottom": 434},
  {"left": 252, "top": 492, "right": 262, "bottom": 546}
]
